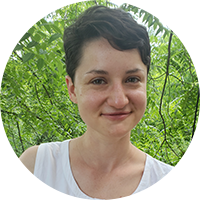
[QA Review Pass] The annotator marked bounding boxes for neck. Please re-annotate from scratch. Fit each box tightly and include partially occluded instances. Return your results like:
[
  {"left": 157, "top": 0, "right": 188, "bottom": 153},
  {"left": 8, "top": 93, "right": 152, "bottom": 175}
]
[{"left": 76, "top": 128, "right": 135, "bottom": 173}]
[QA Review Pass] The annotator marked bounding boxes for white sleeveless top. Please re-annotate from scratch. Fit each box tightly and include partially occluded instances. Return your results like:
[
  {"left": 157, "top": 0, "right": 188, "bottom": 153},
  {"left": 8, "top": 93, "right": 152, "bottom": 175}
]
[{"left": 34, "top": 140, "right": 173, "bottom": 199}]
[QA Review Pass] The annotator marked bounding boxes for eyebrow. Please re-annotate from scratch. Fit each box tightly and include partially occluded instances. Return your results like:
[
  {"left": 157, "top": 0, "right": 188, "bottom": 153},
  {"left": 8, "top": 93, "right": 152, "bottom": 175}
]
[
  {"left": 126, "top": 68, "right": 144, "bottom": 74},
  {"left": 86, "top": 68, "right": 143, "bottom": 75},
  {"left": 86, "top": 69, "right": 108, "bottom": 75}
]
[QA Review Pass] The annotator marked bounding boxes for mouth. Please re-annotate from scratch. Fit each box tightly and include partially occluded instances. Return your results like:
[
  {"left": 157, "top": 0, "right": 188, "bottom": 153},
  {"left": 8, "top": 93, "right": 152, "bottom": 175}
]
[{"left": 101, "top": 111, "right": 132, "bottom": 120}]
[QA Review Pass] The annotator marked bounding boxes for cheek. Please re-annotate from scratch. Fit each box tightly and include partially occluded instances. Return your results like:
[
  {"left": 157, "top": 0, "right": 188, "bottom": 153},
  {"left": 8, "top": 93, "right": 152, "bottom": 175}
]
[
  {"left": 77, "top": 91, "right": 104, "bottom": 114},
  {"left": 130, "top": 90, "right": 147, "bottom": 109},
  {"left": 86, "top": 91, "right": 102, "bottom": 104}
]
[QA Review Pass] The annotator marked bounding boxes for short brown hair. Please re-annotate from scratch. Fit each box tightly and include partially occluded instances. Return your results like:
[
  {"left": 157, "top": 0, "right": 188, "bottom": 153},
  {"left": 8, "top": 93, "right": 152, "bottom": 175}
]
[{"left": 63, "top": 5, "right": 151, "bottom": 83}]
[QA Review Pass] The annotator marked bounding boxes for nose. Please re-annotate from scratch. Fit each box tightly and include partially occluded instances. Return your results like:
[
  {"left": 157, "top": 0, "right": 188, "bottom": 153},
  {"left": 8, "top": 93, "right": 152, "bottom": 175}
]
[{"left": 107, "top": 83, "right": 129, "bottom": 109}]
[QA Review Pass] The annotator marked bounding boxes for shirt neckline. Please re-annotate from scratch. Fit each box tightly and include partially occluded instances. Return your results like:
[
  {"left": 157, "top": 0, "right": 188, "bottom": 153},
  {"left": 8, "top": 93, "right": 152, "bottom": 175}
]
[{"left": 63, "top": 139, "right": 149, "bottom": 199}]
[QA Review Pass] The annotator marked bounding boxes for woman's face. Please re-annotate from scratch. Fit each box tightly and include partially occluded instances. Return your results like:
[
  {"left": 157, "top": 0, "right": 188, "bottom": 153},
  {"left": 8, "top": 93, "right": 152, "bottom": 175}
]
[{"left": 66, "top": 38, "right": 147, "bottom": 139}]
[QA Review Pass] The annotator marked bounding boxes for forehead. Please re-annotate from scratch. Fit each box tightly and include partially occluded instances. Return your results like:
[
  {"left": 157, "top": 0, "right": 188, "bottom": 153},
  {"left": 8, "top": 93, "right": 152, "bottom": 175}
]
[{"left": 76, "top": 38, "right": 147, "bottom": 75}]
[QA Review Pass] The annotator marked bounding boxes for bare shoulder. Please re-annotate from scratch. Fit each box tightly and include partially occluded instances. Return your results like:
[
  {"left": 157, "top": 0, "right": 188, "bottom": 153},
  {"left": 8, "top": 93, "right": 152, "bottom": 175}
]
[
  {"left": 172, "top": 172, "right": 191, "bottom": 200},
  {"left": 0, "top": 146, "right": 38, "bottom": 200}
]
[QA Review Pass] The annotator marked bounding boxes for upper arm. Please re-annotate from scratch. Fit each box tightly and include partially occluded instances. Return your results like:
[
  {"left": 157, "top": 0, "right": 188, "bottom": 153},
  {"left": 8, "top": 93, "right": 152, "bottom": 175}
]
[
  {"left": 171, "top": 172, "right": 191, "bottom": 200},
  {"left": 0, "top": 146, "right": 38, "bottom": 200}
]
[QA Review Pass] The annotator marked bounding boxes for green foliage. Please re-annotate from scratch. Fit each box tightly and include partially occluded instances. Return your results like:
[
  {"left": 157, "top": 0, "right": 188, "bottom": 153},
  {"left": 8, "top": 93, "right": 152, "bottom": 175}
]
[
  {"left": 131, "top": 30, "right": 199, "bottom": 165},
  {"left": 0, "top": 0, "right": 199, "bottom": 165}
]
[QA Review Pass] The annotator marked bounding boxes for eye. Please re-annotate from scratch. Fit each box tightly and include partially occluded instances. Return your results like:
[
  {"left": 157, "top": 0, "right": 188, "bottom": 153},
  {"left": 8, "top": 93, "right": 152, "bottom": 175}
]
[
  {"left": 91, "top": 78, "right": 106, "bottom": 85},
  {"left": 126, "top": 77, "right": 140, "bottom": 83}
]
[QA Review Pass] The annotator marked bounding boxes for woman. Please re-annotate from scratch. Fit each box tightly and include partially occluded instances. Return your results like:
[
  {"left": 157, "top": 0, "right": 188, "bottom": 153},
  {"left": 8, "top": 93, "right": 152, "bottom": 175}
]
[{"left": 20, "top": 6, "right": 173, "bottom": 199}]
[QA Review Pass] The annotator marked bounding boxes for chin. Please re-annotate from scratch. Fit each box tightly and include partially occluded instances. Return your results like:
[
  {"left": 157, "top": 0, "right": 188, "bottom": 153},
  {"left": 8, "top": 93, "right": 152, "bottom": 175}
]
[{"left": 105, "top": 126, "right": 132, "bottom": 138}]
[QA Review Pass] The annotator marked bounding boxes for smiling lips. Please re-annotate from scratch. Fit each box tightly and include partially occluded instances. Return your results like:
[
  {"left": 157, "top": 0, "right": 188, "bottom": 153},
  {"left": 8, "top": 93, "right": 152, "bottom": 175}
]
[{"left": 101, "top": 112, "right": 132, "bottom": 120}]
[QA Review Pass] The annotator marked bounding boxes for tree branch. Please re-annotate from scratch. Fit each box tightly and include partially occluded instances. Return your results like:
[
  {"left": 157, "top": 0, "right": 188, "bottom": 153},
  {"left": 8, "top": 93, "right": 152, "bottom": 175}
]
[
  {"left": 155, "top": 31, "right": 173, "bottom": 157},
  {"left": 1, "top": 110, "right": 18, "bottom": 116},
  {"left": 16, "top": 121, "right": 25, "bottom": 152},
  {"left": 29, "top": 66, "right": 54, "bottom": 106},
  {"left": 34, "top": 83, "right": 72, "bottom": 137},
  {"left": 1, "top": 109, "right": 43, "bottom": 122}
]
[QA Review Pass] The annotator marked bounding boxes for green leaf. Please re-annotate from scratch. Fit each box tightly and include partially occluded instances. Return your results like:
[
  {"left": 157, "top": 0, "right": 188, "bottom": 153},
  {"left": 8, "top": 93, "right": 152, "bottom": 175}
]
[
  {"left": 48, "top": 33, "right": 62, "bottom": 44},
  {"left": 33, "top": 17, "right": 40, "bottom": 26},
  {"left": 27, "top": 41, "right": 38, "bottom": 48},
  {"left": 155, "top": 27, "right": 163, "bottom": 36},
  {"left": 10, "top": 0, "right": 18, "bottom": 9},
  {"left": 20, "top": 32, "right": 31, "bottom": 42},
  {"left": 163, "top": 30, "right": 168, "bottom": 39},
  {"left": 1, "top": 36, "right": 13, "bottom": 48},
  {"left": 28, "top": 26, "right": 36, "bottom": 35},
  {"left": 153, "top": 21, "right": 158, "bottom": 30},
  {"left": 149, "top": 20, "right": 155, "bottom": 28},
  {"left": 51, "top": 24, "right": 62, "bottom": 34},
  {"left": 139, "top": 10, "right": 145, "bottom": 18},
  {"left": 22, "top": 53, "right": 34, "bottom": 63},
  {"left": 147, "top": 15, "right": 153, "bottom": 28},
  {"left": 14, "top": 44, "right": 23, "bottom": 51},
  {"left": 142, "top": 13, "right": 149, "bottom": 23},
  {"left": 56, "top": 60, "right": 64, "bottom": 76},
  {"left": 37, "top": 58, "right": 44, "bottom": 70},
  {"left": 44, "top": 24, "right": 51, "bottom": 34},
  {"left": 41, "top": 19, "right": 51, "bottom": 33},
  {"left": 32, "top": 33, "right": 41, "bottom": 42},
  {"left": 3, "top": 126, "right": 8, "bottom": 136}
]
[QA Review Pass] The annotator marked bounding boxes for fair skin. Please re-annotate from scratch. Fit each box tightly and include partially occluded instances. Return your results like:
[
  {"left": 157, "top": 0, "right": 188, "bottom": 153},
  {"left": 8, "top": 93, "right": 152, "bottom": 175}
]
[{"left": 20, "top": 37, "right": 147, "bottom": 199}]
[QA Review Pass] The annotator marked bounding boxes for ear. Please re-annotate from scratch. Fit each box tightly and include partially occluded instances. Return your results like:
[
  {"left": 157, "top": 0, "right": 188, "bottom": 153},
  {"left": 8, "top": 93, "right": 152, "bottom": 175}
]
[{"left": 65, "top": 76, "right": 77, "bottom": 104}]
